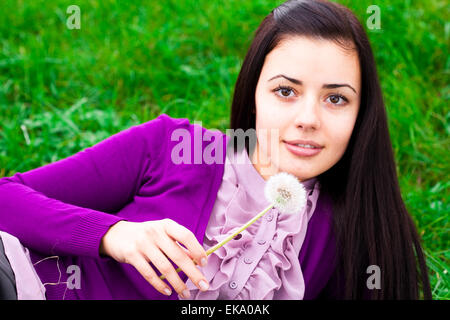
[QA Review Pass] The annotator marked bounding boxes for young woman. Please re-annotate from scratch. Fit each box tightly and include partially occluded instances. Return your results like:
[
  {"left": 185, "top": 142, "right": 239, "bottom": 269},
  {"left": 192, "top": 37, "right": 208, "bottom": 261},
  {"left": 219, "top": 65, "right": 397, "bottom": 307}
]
[{"left": 0, "top": 0, "right": 431, "bottom": 300}]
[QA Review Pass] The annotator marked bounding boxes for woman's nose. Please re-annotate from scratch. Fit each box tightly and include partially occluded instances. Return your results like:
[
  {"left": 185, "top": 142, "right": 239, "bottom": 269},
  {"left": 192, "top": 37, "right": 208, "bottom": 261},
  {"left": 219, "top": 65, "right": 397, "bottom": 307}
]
[{"left": 292, "top": 95, "right": 321, "bottom": 130}]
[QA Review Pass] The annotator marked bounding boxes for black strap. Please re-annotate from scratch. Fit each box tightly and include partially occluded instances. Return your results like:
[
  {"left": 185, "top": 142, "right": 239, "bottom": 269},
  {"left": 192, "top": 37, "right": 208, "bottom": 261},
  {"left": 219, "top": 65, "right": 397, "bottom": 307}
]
[{"left": 0, "top": 235, "right": 18, "bottom": 300}]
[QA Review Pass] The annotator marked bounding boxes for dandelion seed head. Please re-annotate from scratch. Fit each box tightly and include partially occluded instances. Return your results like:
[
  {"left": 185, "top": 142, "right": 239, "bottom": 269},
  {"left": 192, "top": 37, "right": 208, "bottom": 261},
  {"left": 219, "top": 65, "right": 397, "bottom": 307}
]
[{"left": 264, "top": 172, "right": 307, "bottom": 214}]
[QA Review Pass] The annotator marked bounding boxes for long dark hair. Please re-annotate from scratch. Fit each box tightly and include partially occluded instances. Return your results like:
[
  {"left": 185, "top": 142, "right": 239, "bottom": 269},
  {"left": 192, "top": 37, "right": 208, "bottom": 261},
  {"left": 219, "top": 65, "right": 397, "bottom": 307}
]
[{"left": 228, "top": 0, "right": 431, "bottom": 299}]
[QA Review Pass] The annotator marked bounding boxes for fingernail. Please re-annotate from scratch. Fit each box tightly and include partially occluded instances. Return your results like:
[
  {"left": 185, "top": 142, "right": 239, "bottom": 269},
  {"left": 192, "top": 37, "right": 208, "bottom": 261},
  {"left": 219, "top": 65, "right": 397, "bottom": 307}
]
[
  {"left": 198, "top": 280, "right": 209, "bottom": 291},
  {"left": 164, "top": 288, "right": 172, "bottom": 296},
  {"left": 200, "top": 257, "right": 208, "bottom": 267},
  {"left": 181, "top": 289, "right": 191, "bottom": 299}
]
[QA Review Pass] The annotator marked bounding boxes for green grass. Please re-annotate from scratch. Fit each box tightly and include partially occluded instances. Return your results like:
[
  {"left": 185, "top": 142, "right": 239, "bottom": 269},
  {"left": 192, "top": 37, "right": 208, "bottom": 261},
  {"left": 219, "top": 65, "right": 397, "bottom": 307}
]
[{"left": 0, "top": 0, "right": 448, "bottom": 299}]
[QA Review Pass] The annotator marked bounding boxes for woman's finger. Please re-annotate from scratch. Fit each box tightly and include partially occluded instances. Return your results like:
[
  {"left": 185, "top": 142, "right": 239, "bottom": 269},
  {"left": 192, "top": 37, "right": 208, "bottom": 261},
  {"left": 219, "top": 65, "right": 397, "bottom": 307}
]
[
  {"left": 128, "top": 253, "right": 172, "bottom": 296},
  {"left": 144, "top": 244, "right": 191, "bottom": 299},
  {"left": 162, "top": 219, "right": 208, "bottom": 267},
  {"left": 156, "top": 234, "right": 209, "bottom": 292},
  {"left": 176, "top": 241, "right": 195, "bottom": 261}
]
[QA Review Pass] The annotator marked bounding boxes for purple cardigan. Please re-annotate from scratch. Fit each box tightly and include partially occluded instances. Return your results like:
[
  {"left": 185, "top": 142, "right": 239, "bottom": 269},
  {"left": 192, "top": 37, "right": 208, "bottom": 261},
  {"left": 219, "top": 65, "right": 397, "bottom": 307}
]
[{"left": 0, "top": 114, "right": 338, "bottom": 300}]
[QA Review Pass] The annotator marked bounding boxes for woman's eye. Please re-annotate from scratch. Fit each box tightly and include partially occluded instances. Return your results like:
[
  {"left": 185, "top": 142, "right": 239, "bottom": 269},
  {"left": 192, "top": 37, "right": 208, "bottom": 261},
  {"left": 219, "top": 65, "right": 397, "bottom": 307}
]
[
  {"left": 273, "top": 86, "right": 295, "bottom": 99},
  {"left": 327, "top": 94, "right": 348, "bottom": 106}
]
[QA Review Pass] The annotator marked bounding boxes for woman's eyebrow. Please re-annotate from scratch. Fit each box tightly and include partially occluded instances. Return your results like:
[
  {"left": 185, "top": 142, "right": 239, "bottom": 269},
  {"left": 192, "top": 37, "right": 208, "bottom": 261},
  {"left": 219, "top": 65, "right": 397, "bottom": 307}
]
[{"left": 268, "top": 74, "right": 357, "bottom": 94}]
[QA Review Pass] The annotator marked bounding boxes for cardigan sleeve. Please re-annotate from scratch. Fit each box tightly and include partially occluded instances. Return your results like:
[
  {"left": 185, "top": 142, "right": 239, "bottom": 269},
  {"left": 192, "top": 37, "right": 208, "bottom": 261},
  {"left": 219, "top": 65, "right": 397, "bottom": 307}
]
[{"left": 0, "top": 115, "right": 167, "bottom": 258}]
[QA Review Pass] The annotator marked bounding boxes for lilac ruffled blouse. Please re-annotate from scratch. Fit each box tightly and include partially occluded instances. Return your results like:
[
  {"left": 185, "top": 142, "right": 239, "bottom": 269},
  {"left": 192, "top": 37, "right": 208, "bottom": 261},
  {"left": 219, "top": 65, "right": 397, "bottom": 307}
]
[{"left": 185, "top": 147, "right": 320, "bottom": 300}]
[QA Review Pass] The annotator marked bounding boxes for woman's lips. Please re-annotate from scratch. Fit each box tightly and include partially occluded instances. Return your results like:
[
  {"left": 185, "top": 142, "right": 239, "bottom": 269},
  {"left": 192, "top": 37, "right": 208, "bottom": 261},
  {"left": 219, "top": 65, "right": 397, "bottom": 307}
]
[{"left": 283, "top": 141, "right": 323, "bottom": 157}]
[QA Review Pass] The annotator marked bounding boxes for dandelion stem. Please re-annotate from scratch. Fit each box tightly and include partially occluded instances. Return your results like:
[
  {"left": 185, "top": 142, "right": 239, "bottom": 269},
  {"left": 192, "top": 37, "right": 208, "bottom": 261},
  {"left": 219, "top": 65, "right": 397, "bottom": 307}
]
[{"left": 206, "top": 202, "right": 274, "bottom": 255}]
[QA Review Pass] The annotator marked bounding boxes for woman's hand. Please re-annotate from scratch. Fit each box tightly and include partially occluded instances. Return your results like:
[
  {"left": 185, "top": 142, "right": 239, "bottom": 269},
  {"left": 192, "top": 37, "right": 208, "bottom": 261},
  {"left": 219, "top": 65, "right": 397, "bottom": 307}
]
[{"left": 99, "top": 219, "right": 209, "bottom": 298}]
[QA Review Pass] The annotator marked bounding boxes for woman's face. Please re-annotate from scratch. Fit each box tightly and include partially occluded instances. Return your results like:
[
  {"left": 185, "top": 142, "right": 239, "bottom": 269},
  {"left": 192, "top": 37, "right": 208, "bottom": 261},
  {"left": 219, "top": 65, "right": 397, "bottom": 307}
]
[{"left": 251, "top": 36, "right": 361, "bottom": 181}]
